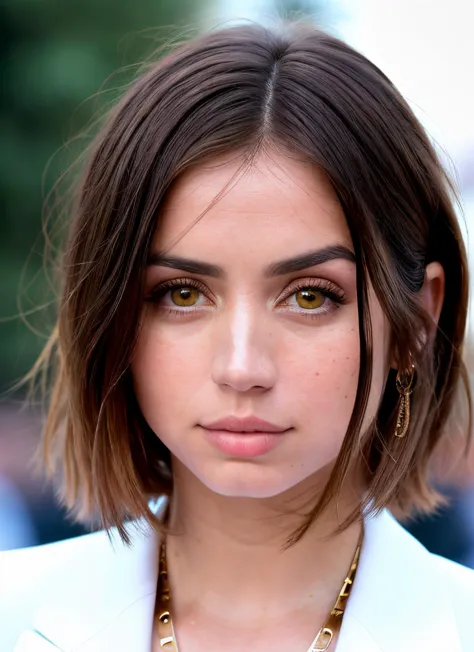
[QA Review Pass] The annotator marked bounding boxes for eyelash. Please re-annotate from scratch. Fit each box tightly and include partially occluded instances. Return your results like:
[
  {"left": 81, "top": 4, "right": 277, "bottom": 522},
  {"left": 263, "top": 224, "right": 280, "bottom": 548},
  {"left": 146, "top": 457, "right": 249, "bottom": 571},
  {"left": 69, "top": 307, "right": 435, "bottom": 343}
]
[{"left": 145, "top": 277, "right": 347, "bottom": 320}]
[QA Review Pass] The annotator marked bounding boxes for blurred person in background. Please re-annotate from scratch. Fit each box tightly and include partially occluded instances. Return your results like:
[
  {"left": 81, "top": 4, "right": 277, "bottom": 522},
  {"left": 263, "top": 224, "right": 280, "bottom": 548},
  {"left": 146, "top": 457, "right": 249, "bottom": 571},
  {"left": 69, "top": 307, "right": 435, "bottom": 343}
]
[
  {"left": 0, "top": 475, "right": 37, "bottom": 551},
  {"left": 1, "top": 20, "right": 474, "bottom": 652},
  {"left": 0, "top": 403, "right": 89, "bottom": 548}
]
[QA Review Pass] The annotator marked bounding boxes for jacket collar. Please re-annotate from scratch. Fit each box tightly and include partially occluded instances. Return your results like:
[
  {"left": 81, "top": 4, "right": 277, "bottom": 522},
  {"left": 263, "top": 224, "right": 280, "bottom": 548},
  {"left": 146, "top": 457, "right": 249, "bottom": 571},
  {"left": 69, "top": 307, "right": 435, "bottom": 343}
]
[{"left": 18, "top": 500, "right": 462, "bottom": 652}]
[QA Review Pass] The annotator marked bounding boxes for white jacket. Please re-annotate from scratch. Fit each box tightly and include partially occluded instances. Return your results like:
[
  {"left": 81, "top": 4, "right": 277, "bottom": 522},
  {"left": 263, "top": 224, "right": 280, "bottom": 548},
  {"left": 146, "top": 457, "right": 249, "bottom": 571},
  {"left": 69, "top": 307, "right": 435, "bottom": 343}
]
[{"left": 1, "top": 504, "right": 473, "bottom": 651}]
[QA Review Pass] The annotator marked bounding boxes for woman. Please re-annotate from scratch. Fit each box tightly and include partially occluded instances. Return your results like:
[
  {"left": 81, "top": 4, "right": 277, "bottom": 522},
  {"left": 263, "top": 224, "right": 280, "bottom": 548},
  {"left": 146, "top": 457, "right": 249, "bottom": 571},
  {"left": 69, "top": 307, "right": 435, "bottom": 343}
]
[{"left": 1, "top": 21, "right": 473, "bottom": 652}]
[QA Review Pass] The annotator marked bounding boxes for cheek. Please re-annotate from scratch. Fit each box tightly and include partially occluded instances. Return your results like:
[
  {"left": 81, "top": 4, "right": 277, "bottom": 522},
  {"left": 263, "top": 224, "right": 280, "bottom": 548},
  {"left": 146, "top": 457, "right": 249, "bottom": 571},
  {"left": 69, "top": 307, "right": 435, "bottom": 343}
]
[
  {"left": 280, "top": 329, "right": 360, "bottom": 439},
  {"left": 280, "top": 317, "right": 389, "bottom": 448},
  {"left": 130, "top": 321, "right": 207, "bottom": 428}
]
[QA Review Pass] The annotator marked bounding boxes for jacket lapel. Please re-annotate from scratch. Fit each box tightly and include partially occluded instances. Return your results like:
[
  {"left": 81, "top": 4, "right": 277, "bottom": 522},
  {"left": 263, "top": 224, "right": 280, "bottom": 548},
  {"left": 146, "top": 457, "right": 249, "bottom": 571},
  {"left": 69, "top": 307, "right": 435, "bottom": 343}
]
[
  {"left": 336, "top": 508, "right": 462, "bottom": 652},
  {"left": 13, "top": 630, "right": 64, "bottom": 651},
  {"left": 19, "top": 515, "right": 162, "bottom": 652}
]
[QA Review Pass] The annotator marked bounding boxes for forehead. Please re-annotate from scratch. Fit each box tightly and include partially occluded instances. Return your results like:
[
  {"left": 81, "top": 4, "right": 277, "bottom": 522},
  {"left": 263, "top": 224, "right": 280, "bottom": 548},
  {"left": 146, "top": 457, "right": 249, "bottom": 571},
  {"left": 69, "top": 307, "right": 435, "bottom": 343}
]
[{"left": 153, "top": 153, "right": 352, "bottom": 255}]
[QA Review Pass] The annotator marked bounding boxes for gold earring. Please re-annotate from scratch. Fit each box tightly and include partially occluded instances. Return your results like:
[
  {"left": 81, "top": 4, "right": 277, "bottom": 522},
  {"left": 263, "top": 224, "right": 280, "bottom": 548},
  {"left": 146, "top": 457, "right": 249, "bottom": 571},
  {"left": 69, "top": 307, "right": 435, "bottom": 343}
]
[{"left": 394, "top": 363, "right": 415, "bottom": 438}]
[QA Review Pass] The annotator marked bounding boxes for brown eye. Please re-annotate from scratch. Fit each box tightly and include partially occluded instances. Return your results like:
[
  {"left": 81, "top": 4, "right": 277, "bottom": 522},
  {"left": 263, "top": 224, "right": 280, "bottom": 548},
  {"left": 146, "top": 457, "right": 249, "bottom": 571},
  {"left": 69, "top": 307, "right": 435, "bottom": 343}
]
[
  {"left": 170, "top": 287, "right": 200, "bottom": 307},
  {"left": 294, "top": 288, "right": 325, "bottom": 310}
]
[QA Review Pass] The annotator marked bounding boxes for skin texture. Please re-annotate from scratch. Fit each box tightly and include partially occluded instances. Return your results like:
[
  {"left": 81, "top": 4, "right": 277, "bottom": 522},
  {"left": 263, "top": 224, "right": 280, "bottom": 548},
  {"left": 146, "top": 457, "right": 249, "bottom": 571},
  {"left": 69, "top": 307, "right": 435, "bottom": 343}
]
[{"left": 130, "top": 152, "right": 445, "bottom": 652}]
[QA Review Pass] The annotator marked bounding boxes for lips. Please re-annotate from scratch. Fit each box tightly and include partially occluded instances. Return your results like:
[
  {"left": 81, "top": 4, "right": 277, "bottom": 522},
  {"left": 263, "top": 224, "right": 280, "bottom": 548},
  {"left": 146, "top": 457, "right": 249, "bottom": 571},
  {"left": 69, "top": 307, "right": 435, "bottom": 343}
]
[{"left": 201, "top": 415, "right": 289, "bottom": 434}]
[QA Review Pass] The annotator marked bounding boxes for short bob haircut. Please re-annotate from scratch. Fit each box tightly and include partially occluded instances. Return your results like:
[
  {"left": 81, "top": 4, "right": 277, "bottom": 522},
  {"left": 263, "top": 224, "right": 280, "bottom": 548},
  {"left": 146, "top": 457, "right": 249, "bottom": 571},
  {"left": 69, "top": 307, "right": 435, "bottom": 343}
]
[{"left": 32, "top": 22, "right": 472, "bottom": 545}]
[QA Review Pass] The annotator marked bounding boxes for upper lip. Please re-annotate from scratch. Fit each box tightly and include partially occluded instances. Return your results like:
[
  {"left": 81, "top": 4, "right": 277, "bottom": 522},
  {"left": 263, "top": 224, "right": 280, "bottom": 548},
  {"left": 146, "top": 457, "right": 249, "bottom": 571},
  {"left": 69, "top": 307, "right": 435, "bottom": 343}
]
[{"left": 201, "top": 416, "right": 289, "bottom": 433}]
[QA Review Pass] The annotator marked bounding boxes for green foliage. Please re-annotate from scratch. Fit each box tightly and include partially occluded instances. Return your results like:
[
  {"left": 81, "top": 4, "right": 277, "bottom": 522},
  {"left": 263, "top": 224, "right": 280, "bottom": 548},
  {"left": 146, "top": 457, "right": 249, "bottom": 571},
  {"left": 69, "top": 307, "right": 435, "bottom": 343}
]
[
  {"left": 0, "top": 0, "right": 337, "bottom": 394},
  {"left": 0, "top": 0, "right": 204, "bottom": 393}
]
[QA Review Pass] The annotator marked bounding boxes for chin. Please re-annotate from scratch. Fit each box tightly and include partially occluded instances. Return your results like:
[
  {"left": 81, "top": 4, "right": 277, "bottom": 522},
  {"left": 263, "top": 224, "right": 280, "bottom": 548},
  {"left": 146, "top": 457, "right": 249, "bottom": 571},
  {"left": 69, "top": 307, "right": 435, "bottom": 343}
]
[{"left": 197, "top": 463, "right": 308, "bottom": 499}]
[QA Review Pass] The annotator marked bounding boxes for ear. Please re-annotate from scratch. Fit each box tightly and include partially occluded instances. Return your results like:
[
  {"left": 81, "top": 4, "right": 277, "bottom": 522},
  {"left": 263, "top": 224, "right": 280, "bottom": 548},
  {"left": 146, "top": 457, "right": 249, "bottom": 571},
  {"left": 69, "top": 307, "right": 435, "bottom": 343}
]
[
  {"left": 419, "top": 261, "right": 445, "bottom": 333},
  {"left": 390, "top": 261, "right": 445, "bottom": 369}
]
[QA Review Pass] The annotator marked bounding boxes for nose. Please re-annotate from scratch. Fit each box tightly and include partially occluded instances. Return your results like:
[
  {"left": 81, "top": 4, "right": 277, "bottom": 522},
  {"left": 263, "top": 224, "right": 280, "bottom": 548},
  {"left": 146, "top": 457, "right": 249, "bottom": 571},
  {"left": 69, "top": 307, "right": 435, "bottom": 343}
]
[{"left": 211, "top": 302, "right": 277, "bottom": 393}]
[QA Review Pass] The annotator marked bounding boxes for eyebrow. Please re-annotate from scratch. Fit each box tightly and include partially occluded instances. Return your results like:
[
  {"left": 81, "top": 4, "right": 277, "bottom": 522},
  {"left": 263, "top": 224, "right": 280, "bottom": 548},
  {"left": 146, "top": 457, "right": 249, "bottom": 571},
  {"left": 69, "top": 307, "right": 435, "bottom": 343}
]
[{"left": 147, "top": 244, "right": 356, "bottom": 278}]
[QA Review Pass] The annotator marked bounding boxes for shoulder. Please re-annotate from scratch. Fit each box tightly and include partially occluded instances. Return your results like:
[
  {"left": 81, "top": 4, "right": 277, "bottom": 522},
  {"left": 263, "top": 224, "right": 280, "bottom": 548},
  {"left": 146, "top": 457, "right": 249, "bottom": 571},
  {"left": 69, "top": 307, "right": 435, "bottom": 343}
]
[
  {"left": 347, "top": 508, "right": 474, "bottom": 651},
  {"left": 0, "top": 512, "right": 161, "bottom": 652},
  {"left": 0, "top": 529, "right": 113, "bottom": 651},
  {"left": 430, "top": 550, "right": 474, "bottom": 591},
  {"left": 393, "top": 515, "right": 474, "bottom": 648},
  {"left": 1, "top": 527, "right": 112, "bottom": 593},
  {"left": 429, "top": 552, "right": 474, "bottom": 641},
  {"left": 386, "top": 512, "right": 474, "bottom": 613}
]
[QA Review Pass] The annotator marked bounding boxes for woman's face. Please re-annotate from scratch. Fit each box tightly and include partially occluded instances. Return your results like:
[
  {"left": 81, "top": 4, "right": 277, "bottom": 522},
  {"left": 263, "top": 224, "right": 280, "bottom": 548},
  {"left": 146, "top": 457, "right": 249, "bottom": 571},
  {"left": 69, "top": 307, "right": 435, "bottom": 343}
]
[{"left": 131, "top": 153, "right": 391, "bottom": 498}]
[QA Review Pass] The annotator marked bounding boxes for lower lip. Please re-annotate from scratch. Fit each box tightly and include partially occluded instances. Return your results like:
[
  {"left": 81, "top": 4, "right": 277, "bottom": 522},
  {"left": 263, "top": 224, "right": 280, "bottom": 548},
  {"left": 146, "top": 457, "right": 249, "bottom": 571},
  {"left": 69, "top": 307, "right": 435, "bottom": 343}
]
[{"left": 201, "top": 428, "right": 289, "bottom": 457}]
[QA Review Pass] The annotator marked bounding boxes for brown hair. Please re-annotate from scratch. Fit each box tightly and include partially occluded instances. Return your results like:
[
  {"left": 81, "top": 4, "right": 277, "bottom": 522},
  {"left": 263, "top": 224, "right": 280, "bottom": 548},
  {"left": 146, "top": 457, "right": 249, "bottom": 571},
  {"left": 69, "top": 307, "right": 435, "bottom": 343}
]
[{"left": 30, "top": 22, "right": 472, "bottom": 544}]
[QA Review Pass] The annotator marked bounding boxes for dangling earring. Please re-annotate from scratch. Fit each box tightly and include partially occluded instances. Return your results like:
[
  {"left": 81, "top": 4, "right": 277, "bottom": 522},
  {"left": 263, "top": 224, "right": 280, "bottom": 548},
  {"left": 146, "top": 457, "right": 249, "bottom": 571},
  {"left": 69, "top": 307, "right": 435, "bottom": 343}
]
[{"left": 394, "top": 363, "right": 416, "bottom": 438}]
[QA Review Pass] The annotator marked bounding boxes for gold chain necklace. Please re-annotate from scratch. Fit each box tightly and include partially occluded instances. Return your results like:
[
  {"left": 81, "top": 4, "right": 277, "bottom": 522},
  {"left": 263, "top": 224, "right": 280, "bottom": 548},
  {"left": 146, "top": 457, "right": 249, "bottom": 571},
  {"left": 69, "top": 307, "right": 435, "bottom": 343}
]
[{"left": 155, "top": 531, "right": 362, "bottom": 652}]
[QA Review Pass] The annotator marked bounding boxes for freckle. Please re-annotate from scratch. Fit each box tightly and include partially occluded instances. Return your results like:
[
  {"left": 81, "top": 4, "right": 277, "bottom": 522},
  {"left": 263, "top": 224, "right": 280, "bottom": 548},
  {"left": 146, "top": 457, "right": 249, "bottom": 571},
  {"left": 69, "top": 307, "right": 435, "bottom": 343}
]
[{"left": 344, "top": 395, "right": 348, "bottom": 399}]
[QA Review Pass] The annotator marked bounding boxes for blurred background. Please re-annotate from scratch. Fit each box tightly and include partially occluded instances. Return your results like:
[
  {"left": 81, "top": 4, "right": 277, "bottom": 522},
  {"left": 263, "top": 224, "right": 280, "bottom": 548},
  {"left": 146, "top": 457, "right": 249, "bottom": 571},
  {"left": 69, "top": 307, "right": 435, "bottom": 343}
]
[{"left": 1, "top": 0, "right": 473, "bottom": 563}]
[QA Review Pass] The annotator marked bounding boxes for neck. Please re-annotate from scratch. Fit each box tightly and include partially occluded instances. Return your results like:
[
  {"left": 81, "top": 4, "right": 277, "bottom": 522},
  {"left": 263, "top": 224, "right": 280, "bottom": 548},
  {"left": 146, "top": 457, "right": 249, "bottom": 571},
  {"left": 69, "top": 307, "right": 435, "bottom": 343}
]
[{"left": 164, "top": 462, "right": 364, "bottom": 627}]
